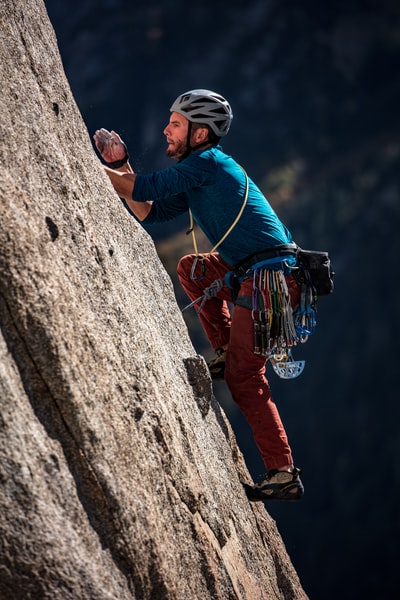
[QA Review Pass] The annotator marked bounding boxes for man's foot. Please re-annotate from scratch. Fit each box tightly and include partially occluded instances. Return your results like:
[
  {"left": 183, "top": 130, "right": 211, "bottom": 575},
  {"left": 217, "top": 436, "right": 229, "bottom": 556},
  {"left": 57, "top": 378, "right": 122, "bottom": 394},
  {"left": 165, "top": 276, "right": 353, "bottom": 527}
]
[
  {"left": 207, "top": 348, "right": 226, "bottom": 381},
  {"left": 243, "top": 468, "right": 304, "bottom": 501}
]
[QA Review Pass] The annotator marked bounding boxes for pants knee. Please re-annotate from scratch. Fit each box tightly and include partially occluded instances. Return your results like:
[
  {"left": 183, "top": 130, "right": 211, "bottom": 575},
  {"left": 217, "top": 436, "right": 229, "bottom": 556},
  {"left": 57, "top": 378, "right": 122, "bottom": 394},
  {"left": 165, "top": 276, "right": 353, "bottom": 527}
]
[{"left": 225, "top": 361, "right": 268, "bottom": 393}]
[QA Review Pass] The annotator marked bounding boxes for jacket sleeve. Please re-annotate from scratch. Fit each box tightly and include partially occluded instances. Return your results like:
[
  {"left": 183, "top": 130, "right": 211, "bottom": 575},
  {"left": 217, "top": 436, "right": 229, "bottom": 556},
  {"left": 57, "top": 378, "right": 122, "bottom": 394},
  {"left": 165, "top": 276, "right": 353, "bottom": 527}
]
[
  {"left": 133, "top": 154, "right": 216, "bottom": 224},
  {"left": 142, "top": 192, "right": 188, "bottom": 224}
]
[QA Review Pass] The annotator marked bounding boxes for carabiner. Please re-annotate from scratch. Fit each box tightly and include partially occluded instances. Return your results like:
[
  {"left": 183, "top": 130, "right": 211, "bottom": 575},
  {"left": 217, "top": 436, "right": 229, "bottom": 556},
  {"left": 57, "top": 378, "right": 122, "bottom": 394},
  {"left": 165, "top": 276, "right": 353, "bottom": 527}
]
[{"left": 190, "top": 255, "right": 206, "bottom": 281}]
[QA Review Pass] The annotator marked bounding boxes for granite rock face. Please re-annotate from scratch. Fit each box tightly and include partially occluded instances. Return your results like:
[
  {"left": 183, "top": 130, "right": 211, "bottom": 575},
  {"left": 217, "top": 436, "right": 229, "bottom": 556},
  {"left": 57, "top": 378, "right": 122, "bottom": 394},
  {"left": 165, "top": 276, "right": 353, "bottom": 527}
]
[{"left": 0, "top": 1, "right": 308, "bottom": 598}]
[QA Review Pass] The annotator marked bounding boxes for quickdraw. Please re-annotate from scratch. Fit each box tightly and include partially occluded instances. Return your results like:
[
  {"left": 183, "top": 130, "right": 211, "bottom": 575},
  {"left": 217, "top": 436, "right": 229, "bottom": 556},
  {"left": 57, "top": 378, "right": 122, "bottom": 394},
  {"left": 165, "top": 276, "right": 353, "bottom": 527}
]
[
  {"left": 251, "top": 267, "right": 298, "bottom": 360},
  {"left": 293, "top": 271, "right": 317, "bottom": 343},
  {"left": 249, "top": 262, "right": 316, "bottom": 379}
]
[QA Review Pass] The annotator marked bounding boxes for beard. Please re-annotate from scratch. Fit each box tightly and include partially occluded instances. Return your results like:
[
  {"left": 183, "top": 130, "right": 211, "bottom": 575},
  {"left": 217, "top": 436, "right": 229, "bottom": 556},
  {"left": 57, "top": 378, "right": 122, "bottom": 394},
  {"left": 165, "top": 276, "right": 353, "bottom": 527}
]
[{"left": 166, "top": 138, "right": 187, "bottom": 159}]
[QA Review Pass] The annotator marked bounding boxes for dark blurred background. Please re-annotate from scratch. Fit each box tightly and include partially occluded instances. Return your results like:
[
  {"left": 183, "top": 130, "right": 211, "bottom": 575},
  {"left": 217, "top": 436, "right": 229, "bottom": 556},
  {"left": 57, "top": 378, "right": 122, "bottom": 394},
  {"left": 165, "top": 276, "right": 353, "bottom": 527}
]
[{"left": 44, "top": 1, "right": 400, "bottom": 598}]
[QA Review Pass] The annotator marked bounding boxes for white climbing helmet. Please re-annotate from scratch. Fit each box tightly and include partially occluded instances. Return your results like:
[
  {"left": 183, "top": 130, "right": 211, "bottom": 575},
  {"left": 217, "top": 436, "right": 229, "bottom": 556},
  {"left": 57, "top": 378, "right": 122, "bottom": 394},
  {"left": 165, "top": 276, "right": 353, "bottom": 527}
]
[{"left": 170, "top": 89, "right": 233, "bottom": 137}]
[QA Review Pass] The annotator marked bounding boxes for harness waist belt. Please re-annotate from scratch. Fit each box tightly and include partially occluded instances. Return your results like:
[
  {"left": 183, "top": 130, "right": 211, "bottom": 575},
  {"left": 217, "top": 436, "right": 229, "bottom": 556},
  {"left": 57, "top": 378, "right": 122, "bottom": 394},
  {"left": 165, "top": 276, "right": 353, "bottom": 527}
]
[{"left": 233, "top": 243, "right": 298, "bottom": 278}]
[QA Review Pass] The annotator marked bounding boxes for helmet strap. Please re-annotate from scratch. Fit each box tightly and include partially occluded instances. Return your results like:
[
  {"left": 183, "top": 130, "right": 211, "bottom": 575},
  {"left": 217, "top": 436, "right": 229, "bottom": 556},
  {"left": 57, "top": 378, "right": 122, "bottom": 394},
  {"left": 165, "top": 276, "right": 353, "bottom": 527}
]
[
  {"left": 180, "top": 121, "right": 213, "bottom": 160},
  {"left": 179, "top": 121, "right": 193, "bottom": 160}
]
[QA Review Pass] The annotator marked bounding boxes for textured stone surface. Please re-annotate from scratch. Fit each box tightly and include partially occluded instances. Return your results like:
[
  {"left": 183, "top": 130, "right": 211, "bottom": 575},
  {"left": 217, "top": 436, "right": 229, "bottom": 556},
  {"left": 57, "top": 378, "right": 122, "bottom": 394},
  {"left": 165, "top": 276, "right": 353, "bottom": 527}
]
[{"left": 0, "top": 1, "right": 308, "bottom": 598}]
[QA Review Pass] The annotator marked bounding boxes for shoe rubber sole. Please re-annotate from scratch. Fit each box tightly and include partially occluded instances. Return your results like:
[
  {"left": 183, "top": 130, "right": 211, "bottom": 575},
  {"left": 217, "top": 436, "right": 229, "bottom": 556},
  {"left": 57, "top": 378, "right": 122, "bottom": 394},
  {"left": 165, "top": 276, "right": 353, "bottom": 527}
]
[{"left": 242, "top": 480, "right": 304, "bottom": 502}]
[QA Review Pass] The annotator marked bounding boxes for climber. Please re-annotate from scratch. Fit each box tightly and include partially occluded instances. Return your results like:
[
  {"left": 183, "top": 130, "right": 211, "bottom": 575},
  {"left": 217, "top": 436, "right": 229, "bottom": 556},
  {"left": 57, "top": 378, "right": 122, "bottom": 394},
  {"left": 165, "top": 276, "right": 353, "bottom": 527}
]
[{"left": 93, "top": 89, "right": 304, "bottom": 501}]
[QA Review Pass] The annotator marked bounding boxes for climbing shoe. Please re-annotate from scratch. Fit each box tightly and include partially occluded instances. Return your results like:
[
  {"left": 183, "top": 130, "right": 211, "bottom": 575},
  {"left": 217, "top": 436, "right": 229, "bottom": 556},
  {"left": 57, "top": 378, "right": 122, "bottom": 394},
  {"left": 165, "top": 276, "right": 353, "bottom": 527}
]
[
  {"left": 207, "top": 348, "right": 226, "bottom": 381},
  {"left": 243, "top": 468, "right": 304, "bottom": 501}
]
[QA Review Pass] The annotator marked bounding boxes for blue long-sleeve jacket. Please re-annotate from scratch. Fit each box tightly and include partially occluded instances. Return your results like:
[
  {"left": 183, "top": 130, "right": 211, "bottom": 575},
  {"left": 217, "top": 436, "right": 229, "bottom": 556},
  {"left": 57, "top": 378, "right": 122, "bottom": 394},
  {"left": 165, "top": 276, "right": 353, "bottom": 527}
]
[{"left": 132, "top": 145, "right": 293, "bottom": 266}]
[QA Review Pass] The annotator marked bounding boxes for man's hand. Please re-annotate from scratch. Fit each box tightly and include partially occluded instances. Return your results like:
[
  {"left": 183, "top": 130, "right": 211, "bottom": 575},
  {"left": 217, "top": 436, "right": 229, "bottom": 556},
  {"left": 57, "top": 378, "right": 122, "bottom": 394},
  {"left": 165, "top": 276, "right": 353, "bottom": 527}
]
[
  {"left": 94, "top": 128, "right": 152, "bottom": 221},
  {"left": 93, "top": 128, "right": 128, "bottom": 164}
]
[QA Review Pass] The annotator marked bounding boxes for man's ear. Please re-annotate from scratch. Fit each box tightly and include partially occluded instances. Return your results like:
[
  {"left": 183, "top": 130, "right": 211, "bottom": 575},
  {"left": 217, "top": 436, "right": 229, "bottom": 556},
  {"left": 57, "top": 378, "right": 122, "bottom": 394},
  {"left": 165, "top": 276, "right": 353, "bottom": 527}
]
[{"left": 193, "top": 127, "right": 209, "bottom": 143}]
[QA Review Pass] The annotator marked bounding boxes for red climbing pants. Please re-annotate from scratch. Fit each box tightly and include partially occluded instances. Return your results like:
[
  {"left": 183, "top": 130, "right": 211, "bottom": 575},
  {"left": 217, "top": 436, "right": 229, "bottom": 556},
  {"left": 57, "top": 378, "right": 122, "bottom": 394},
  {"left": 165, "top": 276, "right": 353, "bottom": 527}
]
[{"left": 177, "top": 252, "right": 300, "bottom": 471}]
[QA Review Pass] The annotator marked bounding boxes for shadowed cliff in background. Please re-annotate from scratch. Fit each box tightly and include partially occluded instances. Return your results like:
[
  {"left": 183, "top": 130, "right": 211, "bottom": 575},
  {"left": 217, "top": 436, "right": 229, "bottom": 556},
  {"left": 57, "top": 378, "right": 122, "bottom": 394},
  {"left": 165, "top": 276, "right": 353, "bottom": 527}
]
[{"left": 44, "top": 0, "right": 400, "bottom": 598}]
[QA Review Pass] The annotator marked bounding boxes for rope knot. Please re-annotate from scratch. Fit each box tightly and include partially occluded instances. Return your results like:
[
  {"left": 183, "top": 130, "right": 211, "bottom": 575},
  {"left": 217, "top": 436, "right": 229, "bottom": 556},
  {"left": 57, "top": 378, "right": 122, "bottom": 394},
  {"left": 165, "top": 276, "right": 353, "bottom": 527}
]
[
  {"left": 203, "top": 278, "right": 225, "bottom": 299},
  {"left": 181, "top": 278, "right": 225, "bottom": 313}
]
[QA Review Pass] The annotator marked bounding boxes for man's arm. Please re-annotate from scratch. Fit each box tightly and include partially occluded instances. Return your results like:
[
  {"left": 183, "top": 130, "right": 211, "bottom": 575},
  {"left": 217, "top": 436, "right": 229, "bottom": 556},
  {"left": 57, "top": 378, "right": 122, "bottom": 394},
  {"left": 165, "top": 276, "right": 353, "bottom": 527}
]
[{"left": 103, "top": 164, "right": 153, "bottom": 221}]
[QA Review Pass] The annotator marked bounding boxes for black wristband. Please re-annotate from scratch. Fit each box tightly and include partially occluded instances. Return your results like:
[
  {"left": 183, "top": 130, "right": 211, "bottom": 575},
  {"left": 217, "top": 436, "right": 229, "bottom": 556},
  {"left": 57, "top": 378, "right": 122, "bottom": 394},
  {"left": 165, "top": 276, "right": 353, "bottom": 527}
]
[
  {"left": 104, "top": 142, "right": 129, "bottom": 168},
  {"left": 105, "top": 153, "right": 129, "bottom": 169}
]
